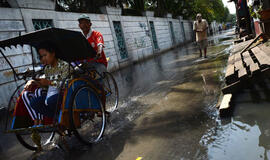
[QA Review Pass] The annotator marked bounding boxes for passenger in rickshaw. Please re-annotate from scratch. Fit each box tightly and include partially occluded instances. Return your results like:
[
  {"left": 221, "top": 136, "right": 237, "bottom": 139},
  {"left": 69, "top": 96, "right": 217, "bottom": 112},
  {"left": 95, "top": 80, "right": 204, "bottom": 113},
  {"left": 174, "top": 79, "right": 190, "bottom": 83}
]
[
  {"left": 20, "top": 50, "right": 47, "bottom": 125},
  {"left": 22, "top": 41, "right": 73, "bottom": 126},
  {"left": 77, "top": 14, "right": 108, "bottom": 75}
]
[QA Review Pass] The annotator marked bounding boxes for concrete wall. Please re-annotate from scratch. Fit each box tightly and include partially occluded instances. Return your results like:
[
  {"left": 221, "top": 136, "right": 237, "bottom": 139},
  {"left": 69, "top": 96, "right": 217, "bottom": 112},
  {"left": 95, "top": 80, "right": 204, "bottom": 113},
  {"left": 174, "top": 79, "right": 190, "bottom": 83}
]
[
  {"left": 0, "top": 7, "right": 30, "bottom": 108},
  {"left": 0, "top": 8, "right": 26, "bottom": 40},
  {"left": 153, "top": 17, "right": 172, "bottom": 50},
  {"left": 0, "top": 7, "right": 195, "bottom": 109},
  {"left": 182, "top": 20, "right": 194, "bottom": 42},
  {"left": 122, "top": 16, "right": 152, "bottom": 62},
  {"left": 7, "top": 0, "right": 56, "bottom": 10},
  {"left": 172, "top": 19, "right": 183, "bottom": 44}
]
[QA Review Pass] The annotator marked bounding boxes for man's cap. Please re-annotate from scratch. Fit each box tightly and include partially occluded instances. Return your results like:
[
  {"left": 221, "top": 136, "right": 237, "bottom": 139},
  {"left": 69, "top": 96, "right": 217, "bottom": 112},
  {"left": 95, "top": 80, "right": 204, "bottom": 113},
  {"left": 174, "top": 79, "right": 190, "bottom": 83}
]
[
  {"left": 196, "top": 13, "right": 202, "bottom": 18},
  {"left": 78, "top": 14, "right": 91, "bottom": 21}
]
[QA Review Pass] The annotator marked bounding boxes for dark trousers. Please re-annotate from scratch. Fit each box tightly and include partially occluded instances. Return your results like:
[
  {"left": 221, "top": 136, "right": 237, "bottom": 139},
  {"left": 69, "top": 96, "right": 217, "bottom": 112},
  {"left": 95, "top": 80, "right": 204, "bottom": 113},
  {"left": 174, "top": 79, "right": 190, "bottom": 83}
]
[{"left": 30, "top": 94, "right": 61, "bottom": 118}]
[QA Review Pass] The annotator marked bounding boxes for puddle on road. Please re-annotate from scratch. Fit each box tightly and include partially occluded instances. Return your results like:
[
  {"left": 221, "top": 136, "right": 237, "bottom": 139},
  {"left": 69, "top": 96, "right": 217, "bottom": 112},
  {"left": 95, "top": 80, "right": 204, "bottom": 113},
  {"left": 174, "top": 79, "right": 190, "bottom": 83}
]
[
  {"left": 199, "top": 35, "right": 270, "bottom": 159},
  {"left": 201, "top": 119, "right": 265, "bottom": 160},
  {"left": 201, "top": 102, "right": 270, "bottom": 160},
  {"left": 73, "top": 29, "right": 270, "bottom": 160},
  {"left": 64, "top": 31, "right": 236, "bottom": 160}
]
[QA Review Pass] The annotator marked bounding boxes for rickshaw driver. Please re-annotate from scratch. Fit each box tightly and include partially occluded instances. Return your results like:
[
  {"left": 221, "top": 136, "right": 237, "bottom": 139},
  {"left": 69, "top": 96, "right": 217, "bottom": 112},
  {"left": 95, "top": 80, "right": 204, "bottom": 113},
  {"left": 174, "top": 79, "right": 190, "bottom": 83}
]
[{"left": 78, "top": 14, "right": 108, "bottom": 75}]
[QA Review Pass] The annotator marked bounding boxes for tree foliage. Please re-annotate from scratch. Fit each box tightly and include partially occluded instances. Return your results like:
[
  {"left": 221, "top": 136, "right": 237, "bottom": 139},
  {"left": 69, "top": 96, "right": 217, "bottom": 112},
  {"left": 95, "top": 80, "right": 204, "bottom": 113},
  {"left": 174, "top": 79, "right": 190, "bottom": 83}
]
[
  {"left": 56, "top": 0, "right": 235, "bottom": 23},
  {"left": 0, "top": 0, "right": 10, "bottom": 7}
]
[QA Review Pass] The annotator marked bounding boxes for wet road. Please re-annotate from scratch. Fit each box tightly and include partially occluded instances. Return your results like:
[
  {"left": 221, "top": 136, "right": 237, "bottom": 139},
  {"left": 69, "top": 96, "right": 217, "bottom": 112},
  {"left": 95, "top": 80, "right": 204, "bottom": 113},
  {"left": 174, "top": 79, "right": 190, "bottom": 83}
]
[
  {"left": 66, "top": 30, "right": 234, "bottom": 160},
  {"left": 1, "top": 30, "right": 270, "bottom": 160}
]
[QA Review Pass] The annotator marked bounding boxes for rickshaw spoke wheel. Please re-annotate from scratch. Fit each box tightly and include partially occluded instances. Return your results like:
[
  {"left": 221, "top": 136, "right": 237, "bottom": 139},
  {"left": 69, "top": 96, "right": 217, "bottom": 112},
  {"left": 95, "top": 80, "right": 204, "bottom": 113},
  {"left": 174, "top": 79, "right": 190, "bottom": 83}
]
[
  {"left": 5, "top": 83, "right": 25, "bottom": 130},
  {"left": 16, "top": 131, "right": 55, "bottom": 151},
  {"left": 103, "top": 72, "right": 119, "bottom": 113},
  {"left": 7, "top": 83, "right": 55, "bottom": 151},
  {"left": 69, "top": 85, "right": 106, "bottom": 145}
]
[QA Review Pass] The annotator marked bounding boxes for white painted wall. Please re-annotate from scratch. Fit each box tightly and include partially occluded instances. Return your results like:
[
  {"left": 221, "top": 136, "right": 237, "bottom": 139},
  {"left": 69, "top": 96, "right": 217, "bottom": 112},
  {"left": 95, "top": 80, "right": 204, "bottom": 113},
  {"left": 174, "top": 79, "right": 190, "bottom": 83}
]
[
  {"left": 154, "top": 17, "right": 172, "bottom": 50},
  {"left": 122, "top": 16, "right": 152, "bottom": 62},
  {"left": 0, "top": 8, "right": 31, "bottom": 109},
  {"left": 0, "top": 8, "right": 26, "bottom": 40},
  {"left": 172, "top": 19, "right": 182, "bottom": 44},
  {"left": 182, "top": 20, "right": 194, "bottom": 42},
  {"left": 0, "top": 7, "right": 194, "bottom": 109}
]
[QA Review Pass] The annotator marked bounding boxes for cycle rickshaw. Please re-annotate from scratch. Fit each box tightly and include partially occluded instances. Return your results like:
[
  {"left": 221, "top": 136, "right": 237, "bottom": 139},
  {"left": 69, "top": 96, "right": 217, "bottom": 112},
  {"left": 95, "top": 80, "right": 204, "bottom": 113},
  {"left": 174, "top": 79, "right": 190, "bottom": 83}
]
[{"left": 0, "top": 28, "right": 119, "bottom": 151}]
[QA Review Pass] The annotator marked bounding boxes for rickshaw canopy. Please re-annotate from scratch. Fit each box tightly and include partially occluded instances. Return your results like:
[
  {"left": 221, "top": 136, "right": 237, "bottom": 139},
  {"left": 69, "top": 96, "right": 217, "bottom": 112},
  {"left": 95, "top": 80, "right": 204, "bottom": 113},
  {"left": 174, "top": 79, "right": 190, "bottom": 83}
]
[{"left": 0, "top": 28, "right": 97, "bottom": 62}]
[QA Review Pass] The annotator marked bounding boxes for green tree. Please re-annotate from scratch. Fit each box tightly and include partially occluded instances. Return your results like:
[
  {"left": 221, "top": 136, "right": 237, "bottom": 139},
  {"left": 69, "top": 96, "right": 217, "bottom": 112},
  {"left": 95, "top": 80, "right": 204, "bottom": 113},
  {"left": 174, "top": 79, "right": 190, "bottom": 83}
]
[{"left": 56, "top": 0, "right": 233, "bottom": 24}]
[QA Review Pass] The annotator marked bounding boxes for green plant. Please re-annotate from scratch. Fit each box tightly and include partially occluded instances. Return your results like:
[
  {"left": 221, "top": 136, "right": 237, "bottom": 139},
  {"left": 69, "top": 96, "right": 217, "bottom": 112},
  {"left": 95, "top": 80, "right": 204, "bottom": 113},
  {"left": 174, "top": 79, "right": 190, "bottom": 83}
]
[{"left": 249, "top": 5, "right": 263, "bottom": 19}]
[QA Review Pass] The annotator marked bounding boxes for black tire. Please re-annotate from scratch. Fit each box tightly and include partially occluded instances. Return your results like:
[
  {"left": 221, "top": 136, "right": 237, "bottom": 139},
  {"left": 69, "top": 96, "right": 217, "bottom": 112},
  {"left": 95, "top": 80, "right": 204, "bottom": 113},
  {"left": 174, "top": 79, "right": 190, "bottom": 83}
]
[
  {"left": 7, "top": 83, "right": 25, "bottom": 112},
  {"left": 103, "top": 72, "right": 119, "bottom": 112},
  {"left": 16, "top": 131, "right": 55, "bottom": 151},
  {"left": 69, "top": 84, "right": 106, "bottom": 145},
  {"left": 5, "top": 83, "right": 25, "bottom": 129},
  {"left": 9, "top": 83, "right": 55, "bottom": 151}
]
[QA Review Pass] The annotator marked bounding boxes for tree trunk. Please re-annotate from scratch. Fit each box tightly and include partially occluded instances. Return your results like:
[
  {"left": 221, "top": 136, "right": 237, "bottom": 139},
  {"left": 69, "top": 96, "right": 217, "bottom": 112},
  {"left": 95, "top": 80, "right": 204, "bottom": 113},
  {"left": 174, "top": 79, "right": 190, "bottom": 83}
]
[
  {"left": 135, "top": 0, "right": 144, "bottom": 11},
  {"left": 156, "top": 0, "right": 166, "bottom": 17}
]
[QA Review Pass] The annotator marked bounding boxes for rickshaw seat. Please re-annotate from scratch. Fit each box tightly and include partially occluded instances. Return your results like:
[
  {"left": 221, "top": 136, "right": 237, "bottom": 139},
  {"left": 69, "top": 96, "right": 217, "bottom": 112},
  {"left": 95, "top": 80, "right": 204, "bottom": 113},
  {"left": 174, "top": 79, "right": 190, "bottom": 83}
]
[{"left": 11, "top": 87, "right": 54, "bottom": 130}]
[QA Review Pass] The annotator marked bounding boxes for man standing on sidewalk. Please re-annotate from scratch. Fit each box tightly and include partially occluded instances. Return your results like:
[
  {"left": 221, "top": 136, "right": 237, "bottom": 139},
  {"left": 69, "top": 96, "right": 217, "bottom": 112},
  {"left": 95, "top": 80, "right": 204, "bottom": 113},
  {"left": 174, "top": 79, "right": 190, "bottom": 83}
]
[{"left": 193, "top": 13, "right": 209, "bottom": 58}]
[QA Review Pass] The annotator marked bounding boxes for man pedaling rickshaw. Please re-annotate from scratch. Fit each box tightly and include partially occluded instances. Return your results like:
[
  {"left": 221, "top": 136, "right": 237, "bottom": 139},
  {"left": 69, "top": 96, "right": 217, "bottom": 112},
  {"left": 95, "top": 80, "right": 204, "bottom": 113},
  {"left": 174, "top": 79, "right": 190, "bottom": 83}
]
[
  {"left": 77, "top": 14, "right": 108, "bottom": 75},
  {"left": 77, "top": 14, "right": 113, "bottom": 117}
]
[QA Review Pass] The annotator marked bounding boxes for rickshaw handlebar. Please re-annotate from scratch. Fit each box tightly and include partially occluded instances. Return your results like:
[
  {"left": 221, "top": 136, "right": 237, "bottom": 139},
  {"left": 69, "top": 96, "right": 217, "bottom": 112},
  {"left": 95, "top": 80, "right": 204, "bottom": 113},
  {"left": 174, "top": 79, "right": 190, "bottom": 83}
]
[{"left": 16, "top": 69, "right": 44, "bottom": 80}]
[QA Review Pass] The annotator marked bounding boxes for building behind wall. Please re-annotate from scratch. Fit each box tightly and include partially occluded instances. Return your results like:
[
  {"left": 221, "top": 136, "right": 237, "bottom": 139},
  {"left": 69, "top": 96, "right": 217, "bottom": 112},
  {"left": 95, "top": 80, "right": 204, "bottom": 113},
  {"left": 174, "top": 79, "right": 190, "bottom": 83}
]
[
  {"left": 229, "top": 0, "right": 253, "bottom": 37},
  {"left": 251, "top": 0, "right": 270, "bottom": 36}
]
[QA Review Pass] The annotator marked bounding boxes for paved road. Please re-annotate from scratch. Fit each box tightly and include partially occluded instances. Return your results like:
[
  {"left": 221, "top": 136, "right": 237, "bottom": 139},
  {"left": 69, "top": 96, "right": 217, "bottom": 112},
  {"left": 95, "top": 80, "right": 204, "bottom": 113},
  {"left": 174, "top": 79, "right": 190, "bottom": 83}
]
[
  {"left": 0, "top": 30, "right": 235, "bottom": 160},
  {"left": 67, "top": 31, "right": 235, "bottom": 160}
]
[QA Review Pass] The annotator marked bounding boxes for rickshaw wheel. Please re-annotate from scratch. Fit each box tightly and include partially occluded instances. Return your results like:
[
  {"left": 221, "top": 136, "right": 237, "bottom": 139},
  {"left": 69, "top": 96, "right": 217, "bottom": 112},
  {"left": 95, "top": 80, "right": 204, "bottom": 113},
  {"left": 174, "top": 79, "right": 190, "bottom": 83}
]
[
  {"left": 16, "top": 131, "right": 55, "bottom": 151},
  {"left": 69, "top": 84, "right": 106, "bottom": 145},
  {"left": 5, "top": 83, "right": 25, "bottom": 131},
  {"left": 103, "top": 72, "right": 119, "bottom": 113},
  {"left": 16, "top": 134, "right": 36, "bottom": 151},
  {"left": 8, "top": 83, "right": 55, "bottom": 151}
]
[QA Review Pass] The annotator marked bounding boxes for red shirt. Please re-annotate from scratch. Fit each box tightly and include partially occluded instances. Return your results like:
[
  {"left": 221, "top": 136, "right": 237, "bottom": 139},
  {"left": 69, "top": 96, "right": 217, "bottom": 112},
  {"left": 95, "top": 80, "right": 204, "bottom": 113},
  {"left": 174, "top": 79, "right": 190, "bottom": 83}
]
[{"left": 86, "top": 29, "right": 108, "bottom": 67}]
